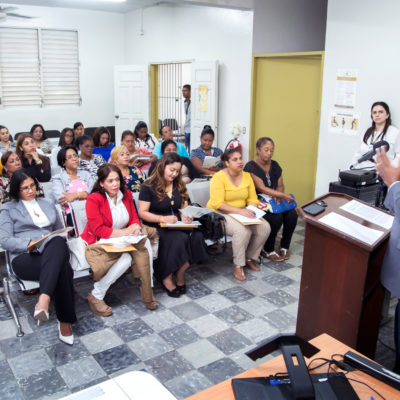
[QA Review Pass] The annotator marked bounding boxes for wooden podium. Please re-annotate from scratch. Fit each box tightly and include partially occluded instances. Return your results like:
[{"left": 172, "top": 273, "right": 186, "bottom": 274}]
[{"left": 296, "top": 192, "right": 391, "bottom": 358}]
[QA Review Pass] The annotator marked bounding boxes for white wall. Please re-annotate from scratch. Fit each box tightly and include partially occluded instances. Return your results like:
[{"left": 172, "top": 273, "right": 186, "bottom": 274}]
[
  {"left": 124, "top": 4, "right": 253, "bottom": 156},
  {"left": 252, "top": 0, "right": 327, "bottom": 54},
  {"left": 0, "top": 4, "right": 125, "bottom": 135},
  {"left": 315, "top": 0, "right": 400, "bottom": 196}
]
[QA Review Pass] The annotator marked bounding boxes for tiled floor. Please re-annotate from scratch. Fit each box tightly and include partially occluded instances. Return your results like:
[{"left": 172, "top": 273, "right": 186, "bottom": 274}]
[{"left": 0, "top": 220, "right": 396, "bottom": 400}]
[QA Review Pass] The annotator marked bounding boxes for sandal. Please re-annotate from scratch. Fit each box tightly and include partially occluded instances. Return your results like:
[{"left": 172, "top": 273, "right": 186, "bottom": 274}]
[
  {"left": 144, "top": 299, "right": 158, "bottom": 311},
  {"left": 234, "top": 266, "right": 246, "bottom": 281},
  {"left": 246, "top": 259, "right": 261, "bottom": 271},
  {"left": 87, "top": 293, "right": 112, "bottom": 317}
]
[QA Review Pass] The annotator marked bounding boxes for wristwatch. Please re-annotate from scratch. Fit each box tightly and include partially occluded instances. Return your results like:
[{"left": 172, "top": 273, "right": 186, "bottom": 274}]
[{"left": 36, "top": 160, "right": 43, "bottom": 165}]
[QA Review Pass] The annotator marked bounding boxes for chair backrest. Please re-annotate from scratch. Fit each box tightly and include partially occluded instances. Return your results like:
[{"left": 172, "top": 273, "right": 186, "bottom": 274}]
[
  {"left": 14, "top": 132, "right": 29, "bottom": 140},
  {"left": 163, "top": 118, "right": 179, "bottom": 131},
  {"left": 186, "top": 180, "right": 210, "bottom": 207},
  {"left": 55, "top": 203, "right": 67, "bottom": 228},
  {"left": 40, "top": 181, "right": 54, "bottom": 201},
  {"left": 45, "top": 130, "right": 61, "bottom": 138},
  {"left": 69, "top": 200, "right": 87, "bottom": 237}
]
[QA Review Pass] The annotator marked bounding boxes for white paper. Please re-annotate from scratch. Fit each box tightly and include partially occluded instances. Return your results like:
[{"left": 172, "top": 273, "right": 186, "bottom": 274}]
[
  {"left": 164, "top": 220, "right": 201, "bottom": 227},
  {"left": 340, "top": 200, "right": 394, "bottom": 230},
  {"left": 98, "top": 234, "right": 146, "bottom": 248},
  {"left": 230, "top": 206, "right": 265, "bottom": 224},
  {"left": 179, "top": 205, "right": 213, "bottom": 218},
  {"left": 247, "top": 205, "right": 266, "bottom": 219},
  {"left": 334, "top": 69, "right": 358, "bottom": 108},
  {"left": 203, "top": 156, "right": 220, "bottom": 168},
  {"left": 319, "top": 212, "right": 384, "bottom": 245},
  {"left": 328, "top": 110, "right": 360, "bottom": 136}
]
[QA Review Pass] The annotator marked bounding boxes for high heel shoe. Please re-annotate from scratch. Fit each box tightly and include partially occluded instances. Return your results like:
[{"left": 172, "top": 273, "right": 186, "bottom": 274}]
[
  {"left": 176, "top": 284, "right": 186, "bottom": 295},
  {"left": 162, "top": 284, "right": 181, "bottom": 298},
  {"left": 58, "top": 321, "right": 74, "bottom": 346},
  {"left": 33, "top": 308, "right": 49, "bottom": 326}
]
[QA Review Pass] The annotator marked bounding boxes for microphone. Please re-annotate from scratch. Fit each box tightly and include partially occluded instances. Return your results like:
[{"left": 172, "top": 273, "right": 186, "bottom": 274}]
[{"left": 350, "top": 140, "right": 390, "bottom": 169}]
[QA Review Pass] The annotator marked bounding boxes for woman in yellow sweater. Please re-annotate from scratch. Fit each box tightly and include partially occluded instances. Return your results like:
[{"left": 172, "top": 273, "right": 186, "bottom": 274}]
[{"left": 207, "top": 148, "right": 270, "bottom": 280}]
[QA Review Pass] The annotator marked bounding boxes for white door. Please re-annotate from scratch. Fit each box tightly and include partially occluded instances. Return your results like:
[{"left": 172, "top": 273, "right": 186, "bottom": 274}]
[
  {"left": 114, "top": 65, "right": 149, "bottom": 144},
  {"left": 190, "top": 61, "right": 219, "bottom": 151}
]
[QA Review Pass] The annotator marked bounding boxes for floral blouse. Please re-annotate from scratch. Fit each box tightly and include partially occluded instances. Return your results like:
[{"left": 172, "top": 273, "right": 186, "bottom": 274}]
[
  {"left": 78, "top": 154, "right": 105, "bottom": 179},
  {"left": 123, "top": 166, "right": 144, "bottom": 193}
]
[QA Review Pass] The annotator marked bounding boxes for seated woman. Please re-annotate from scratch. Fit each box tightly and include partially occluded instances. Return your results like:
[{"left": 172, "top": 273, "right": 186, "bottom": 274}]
[
  {"left": 121, "top": 130, "right": 156, "bottom": 172},
  {"left": 73, "top": 122, "right": 85, "bottom": 140},
  {"left": 351, "top": 101, "right": 400, "bottom": 169},
  {"left": 30, "top": 124, "right": 54, "bottom": 155},
  {"left": 207, "top": 148, "right": 270, "bottom": 281},
  {"left": 0, "top": 170, "right": 76, "bottom": 345},
  {"left": 133, "top": 121, "right": 158, "bottom": 152},
  {"left": 190, "top": 125, "right": 223, "bottom": 176},
  {"left": 76, "top": 135, "right": 105, "bottom": 179},
  {"left": 92, "top": 127, "right": 115, "bottom": 162},
  {"left": 51, "top": 146, "right": 94, "bottom": 221},
  {"left": 0, "top": 125, "right": 16, "bottom": 155},
  {"left": 139, "top": 153, "right": 208, "bottom": 297},
  {"left": 153, "top": 125, "right": 189, "bottom": 159},
  {"left": 16, "top": 133, "right": 51, "bottom": 182},
  {"left": 50, "top": 127, "right": 75, "bottom": 169},
  {"left": 244, "top": 137, "right": 297, "bottom": 261},
  {"left": 81, "top": 164, "right": 157, "bottom": 316},
  {"left": 148, "top": 139, "right": 200, "bottom": 184},
  {"left": 110, "top": 145, "right": 144, "bottom": 193},
  {"left": 0, "top": 151, "right": 45, "bottom": 204}
]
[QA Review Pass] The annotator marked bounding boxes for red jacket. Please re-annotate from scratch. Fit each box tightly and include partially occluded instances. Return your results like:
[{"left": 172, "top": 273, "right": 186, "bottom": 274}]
[{"left": 81, "top": 191, "right": 140, "bottom": 245}]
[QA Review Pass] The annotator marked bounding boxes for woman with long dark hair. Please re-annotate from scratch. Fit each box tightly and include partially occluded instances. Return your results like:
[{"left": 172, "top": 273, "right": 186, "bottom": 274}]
[
  {"left": 139, "top": 153, "right": 208, "bottom": 297},
  {"left": 352, "top": 101, "right": 400, "bottom": 169},
  {"left": 16, "top": 133, "right": 51, "bottom": 182},
  {"left": 81, "top": 164, "right": 156, "bottom": 316}
]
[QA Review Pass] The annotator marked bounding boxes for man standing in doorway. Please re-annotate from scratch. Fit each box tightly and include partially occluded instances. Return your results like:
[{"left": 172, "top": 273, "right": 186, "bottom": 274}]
[{"left": 182, "top": 84, "right": 191, "bottom": 152}]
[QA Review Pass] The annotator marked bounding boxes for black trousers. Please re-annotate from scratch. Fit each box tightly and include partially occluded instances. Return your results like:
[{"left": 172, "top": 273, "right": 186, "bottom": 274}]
[
  {"left": 12, "top": 236, "right": 77, "bottom": 323},
  {"left": 263, "top": 209, "right": 298, "bottom": 252}
]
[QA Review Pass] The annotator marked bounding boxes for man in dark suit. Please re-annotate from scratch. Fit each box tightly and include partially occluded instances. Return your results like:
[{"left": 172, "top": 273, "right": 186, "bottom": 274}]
[{"left": 375, "top": 147, "right": 400, "bottom": 372}]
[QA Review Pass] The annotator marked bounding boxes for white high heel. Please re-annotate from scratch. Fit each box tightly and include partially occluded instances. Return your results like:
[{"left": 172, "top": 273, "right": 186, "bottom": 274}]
[
  {"left": 33, "top": 309, "right": 49, "bottom": 326},
  {"left": 58, "top": 321, "right": 74, "bottom": 346}
]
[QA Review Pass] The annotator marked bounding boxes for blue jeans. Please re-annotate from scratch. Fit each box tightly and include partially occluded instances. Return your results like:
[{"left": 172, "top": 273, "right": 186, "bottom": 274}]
[{"left": 185, "top": 132, "right": 190, "bottom": 153}]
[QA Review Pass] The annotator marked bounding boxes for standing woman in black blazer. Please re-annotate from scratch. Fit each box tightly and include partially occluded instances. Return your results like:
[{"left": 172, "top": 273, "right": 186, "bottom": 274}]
[{"left": 16, "top": 133, "right": 51, "bottom": 182}]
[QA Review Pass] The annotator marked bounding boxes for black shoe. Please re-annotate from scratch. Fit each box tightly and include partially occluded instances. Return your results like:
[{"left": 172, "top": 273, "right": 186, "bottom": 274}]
[
  {"left": 176, "top": 284, "right": 186, "bottom": 295},
  {"left": 163, "top": 285, "right": 181, "bottom": 298}
]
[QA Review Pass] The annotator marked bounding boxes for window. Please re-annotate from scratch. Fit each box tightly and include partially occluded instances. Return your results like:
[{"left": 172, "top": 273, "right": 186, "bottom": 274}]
[{"left": 0, "top": 27, "right": 80, "bottom": 108}]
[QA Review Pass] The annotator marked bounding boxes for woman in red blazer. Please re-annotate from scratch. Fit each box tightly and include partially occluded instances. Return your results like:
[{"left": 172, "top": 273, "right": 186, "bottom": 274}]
[{"left": 81, "top": 164, "right": 156, "bottom": 316}]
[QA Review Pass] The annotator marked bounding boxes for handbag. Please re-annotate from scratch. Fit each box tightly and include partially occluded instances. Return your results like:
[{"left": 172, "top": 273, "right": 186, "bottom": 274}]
[
  {"left": 68, "top": 237, "right": 90, "bottom": 271},
  {"left": 258, "top": 193, "right": 297, "bottom": 214}
]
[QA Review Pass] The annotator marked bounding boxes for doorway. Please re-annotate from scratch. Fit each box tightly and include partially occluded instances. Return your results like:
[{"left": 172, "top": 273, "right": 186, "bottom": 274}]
[
  {"left": 250, "top": 52, "right": 324, "bottom": 206},
  {"left": 150, "top": 62, "right": 191, "bottom": 143}
]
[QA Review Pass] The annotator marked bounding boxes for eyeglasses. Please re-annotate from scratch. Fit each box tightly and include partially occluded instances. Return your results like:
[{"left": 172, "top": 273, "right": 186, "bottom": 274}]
[
  {"left": 20, "top": 183, "right": 36, "bottom": 192},
  {"left": 65, "top": 134, "right": 74, "bottom": 138},
  {"left": 66, "top": 154, "right": 79, "bottom": 160}
]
